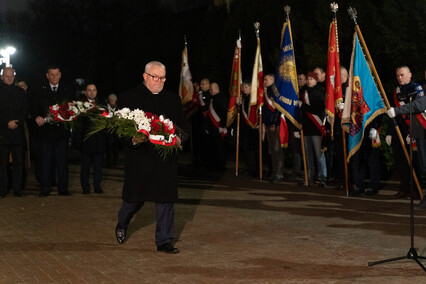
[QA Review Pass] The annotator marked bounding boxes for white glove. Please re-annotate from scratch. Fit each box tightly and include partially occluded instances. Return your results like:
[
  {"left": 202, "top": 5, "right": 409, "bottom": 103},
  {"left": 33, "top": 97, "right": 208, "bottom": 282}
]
[
  {"left": 385, "top": 135, "right": 392, "bottom": 146},
  {"left": 369, "top": 128, "right": 377, "bottom": 140},
  {"left": 406, "top": 135, "right": 411, "bottom": 145},
  {"left": 387, "top": 107, "right": 396, "bottom": 118},
  {"left": 337, "top": 102, "right": 345, "bottom": 111},
  {"left": 295, "top": 100, "right": 302, "bottom": 107},
  {"left": 294, "top": 131, "right": 301, "bottom": 139}
]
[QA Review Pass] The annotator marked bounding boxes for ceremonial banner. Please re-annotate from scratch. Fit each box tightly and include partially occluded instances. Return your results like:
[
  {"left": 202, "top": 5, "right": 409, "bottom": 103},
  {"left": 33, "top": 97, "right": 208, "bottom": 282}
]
[
  {"left": 247, "top": 37, "right": 263, "bottom": 128},
  {"left": 226, "top": 39, "right": 242, "bottom": 127},
  {"left": 342, "top": 34, "right": 386, "bottom": 161},
  {"left": 178, "top": 46, "right": 194, "bottom": 105},
  {"left": 325, "top": 21, "right": 343, "bottom": 137},
  {"left": 274, "top": 19, "right": 301, "bottom": 129}
]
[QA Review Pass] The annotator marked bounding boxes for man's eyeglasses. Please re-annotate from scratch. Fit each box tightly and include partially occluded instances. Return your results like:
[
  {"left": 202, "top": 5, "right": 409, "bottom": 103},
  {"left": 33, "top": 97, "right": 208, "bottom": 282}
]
[{"left": 145, "top": 73, "right": 166, "bottom": 83}]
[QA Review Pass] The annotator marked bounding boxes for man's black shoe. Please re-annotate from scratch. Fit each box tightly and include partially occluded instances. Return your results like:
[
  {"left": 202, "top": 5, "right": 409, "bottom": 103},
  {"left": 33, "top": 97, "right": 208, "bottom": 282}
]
[
  {"left": 269, "top": 176, "right": 283, "bottom": 184},
  {"left": 115, "top": 224, "right": 127, "bottom": 244},
  {"left": 58, "top": 191, "right": 72, "bottom": 196},
  {"left": 416, "top": 198, "right": 426, "bottom": 209},
  {"left": 14, "top": 192, "right": 23, "bottom": 197},
  {"left": 157, "top": 243, "right": 180, "bottom": 254},
  {"left": 94, "top": 188, "right": 104, "bottom": 194},
  {"left": 39, "top": 192, "right": 49, "bottom": 197},
  {"left": 364, "top": 188, "right": 378, "bottom": 196},
  {"left": 349, "top": 188, "right": 364, "bottom": 197},
  {"left": 318, "top": 181, "right": 327, "bottom": 188}
]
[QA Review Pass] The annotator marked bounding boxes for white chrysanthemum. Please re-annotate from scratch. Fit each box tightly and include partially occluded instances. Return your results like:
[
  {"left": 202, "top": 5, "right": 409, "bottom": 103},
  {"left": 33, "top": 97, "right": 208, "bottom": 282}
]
[{"left": 116, "top": 108, "right": 131, "bottom": 118}]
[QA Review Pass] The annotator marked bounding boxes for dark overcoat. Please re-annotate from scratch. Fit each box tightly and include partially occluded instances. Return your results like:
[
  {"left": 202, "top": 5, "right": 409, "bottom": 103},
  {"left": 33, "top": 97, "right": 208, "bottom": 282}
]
[
  {"left": 118, "top": 83, "right": 189, "bottom": 203},
  {"left": 30, "top": 82, "right": 73, "bottom": 141},
  {"left": 74, "top": 98, "right": 106, "bottom": 154},
  {"left": 0, "top": 82, "right": 28, "bottom": 145}
]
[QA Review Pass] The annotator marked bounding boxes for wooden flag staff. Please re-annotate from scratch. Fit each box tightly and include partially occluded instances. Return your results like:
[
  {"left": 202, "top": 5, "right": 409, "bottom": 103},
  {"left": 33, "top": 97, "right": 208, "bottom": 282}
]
[
  {"left": 235, "top": 32, "right": 242, "bottom": 176},
  {"left": 330, "top": 3, "right": 349, "bottom": 194},
  {"left": 254, "top": 22, "right": 263, "bottom": 180}
]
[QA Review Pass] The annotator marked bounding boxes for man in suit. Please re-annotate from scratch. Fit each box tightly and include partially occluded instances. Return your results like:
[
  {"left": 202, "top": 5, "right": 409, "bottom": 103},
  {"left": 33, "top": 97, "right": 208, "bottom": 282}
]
[
  {"left": 0, "top": 67, "right": 28, "bottom": 197},
  {"left": 31, "top": 65, "right": 73, "bottom": 197},
  {"left": 75, "top": 83, "right": 106, "bottom": 194}
]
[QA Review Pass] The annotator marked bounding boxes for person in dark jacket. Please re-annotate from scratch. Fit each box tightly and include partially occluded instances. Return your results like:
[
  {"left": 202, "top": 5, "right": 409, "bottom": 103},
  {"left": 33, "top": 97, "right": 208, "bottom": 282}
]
[
  {"left": 300, "top": 71, "right": 327, "bottom": 186},
  {"left": 31, "top": 65, "right": 73, "bottom": 197},
  {"left": 115, "top": 61, "right": 189, "bottom": 254},
  {"left": 386, "top": 66, "right": 425, "bottom": 199},
  {"left": 262, "top": 74, "right": 284, "bottom": 183},
  {"left": 387, "top": 65, "right": 426, "bottom": 202},
  {"left": 205, "top": 82, "right": 228, "bottom": 171},
  {"left": 0, "top": 67, "right": 28, "bottom": 197},
  {"left": 75, "top": 83, "right": 106, "bottom": 194}
]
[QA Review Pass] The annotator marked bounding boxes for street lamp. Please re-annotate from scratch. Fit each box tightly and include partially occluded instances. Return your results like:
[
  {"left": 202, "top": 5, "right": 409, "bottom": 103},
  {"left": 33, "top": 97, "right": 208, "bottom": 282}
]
[{"left": 0, "top": 46, "right": 16, "bottom": 67}]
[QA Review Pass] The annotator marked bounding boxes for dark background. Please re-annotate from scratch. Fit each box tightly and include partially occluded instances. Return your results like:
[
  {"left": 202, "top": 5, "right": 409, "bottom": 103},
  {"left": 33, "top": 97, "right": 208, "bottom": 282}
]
[{"left": 0, "top": 0, "right": 425, "bottom": 101}]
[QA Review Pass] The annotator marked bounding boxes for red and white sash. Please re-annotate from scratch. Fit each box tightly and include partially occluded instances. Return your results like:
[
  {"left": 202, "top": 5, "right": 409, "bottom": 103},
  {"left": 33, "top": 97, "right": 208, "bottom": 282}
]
[
  {"left": 208, "top": 101, "right": 228, "bottom": 138},
  {"left": 394, "top": 87, "right": 426, "bottom": 130}
]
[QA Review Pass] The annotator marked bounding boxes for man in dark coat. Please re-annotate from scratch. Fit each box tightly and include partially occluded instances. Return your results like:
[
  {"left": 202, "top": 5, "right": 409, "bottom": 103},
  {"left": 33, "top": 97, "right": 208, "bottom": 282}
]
[
  {"left": 115, "top": 61, "right": 189, "bottom": 254},
  {"left": 0, "top": 67, "right": 28, "bottom": 197},
  {"left": 205, "top": 82, "right": 228, "bottom": 171},
  {"left": 31, "top": 65, "right": 73, "bottom": 197},
  {"left": 386, "top": 65, "right": 425, "bottom": 200},
  {"left": 75, "top": 83, "right": 106, "bottom": 194}
]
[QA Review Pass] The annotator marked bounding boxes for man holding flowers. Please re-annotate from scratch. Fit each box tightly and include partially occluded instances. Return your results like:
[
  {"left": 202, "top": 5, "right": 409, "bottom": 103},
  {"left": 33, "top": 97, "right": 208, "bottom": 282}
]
[
  {"left": 31, "top": 65, "right": 73, "bottom": 197},
  {"left": 115, "top": 61, "right": 189, "bottom": 254}
]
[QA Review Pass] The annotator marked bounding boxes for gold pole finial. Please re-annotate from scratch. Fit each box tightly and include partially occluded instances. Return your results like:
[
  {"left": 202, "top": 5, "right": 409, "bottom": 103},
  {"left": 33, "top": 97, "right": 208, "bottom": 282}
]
[
  {"left": 254, "top": 22, "right": 260, "bottom": 38},
  {"left": 284, "top": 5, "right": 291, "bottom": 21}
]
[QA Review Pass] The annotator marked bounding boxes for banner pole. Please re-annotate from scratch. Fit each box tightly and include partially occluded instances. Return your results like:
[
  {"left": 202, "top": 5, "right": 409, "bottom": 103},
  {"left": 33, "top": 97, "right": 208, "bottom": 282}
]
[
  {"left": 300, "top": 129, "right": 309, "bottom": 186},
  {"left": 259, "top": 108, "right": 263, "bottom": 180},
  {"left": 235, "top": 39, "right": 242, "bottom": 176}
]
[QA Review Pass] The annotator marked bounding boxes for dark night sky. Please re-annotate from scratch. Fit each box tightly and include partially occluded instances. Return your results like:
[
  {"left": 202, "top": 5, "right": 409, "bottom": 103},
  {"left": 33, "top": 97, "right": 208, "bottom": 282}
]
[{"left": 0, "top": 0, "right": 425, "bottom": 100}]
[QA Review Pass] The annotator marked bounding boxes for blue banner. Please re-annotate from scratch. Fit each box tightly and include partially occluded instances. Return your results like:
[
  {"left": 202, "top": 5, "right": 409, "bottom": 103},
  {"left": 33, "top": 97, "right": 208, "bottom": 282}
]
[
  {"left": 273, "top": 21, "right": 301, "bottom": 129},
  {"left": 346, "top": 34, "right": 386, "bottom": 159}
]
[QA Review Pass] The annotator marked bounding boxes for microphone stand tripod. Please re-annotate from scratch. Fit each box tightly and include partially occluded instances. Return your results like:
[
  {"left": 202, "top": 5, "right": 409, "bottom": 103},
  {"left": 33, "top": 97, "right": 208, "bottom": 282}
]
[{"left": 368, "top": 95, "right": 426, "bottom": 271}]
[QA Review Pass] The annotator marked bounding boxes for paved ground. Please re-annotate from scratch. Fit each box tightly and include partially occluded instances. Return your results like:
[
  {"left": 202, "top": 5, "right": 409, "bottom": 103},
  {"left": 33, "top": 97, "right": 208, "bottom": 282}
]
[{"left": 1, "top": 153, "right": 426, "bottom": 283}]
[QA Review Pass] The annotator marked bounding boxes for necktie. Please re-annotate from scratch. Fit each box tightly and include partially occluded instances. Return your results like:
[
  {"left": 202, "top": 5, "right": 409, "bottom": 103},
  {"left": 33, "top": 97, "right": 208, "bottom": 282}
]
[{"left": 52, "top": 86, "right": 57, "bottom": 92}]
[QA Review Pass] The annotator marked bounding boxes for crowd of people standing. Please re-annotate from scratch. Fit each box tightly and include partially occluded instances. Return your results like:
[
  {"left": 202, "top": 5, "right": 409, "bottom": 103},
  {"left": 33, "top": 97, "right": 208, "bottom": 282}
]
[
  {"left": 1, "top": 63, "right": 426, "bottom": 205},
  {"left": 1, "top": 61, "right": 426, "bottom": 252},
  {"left": 0, "top": 65, "right": 120, "bottom": 198},
  {"left": 187, "top": 65, "right": 426, "bottom": 206}
]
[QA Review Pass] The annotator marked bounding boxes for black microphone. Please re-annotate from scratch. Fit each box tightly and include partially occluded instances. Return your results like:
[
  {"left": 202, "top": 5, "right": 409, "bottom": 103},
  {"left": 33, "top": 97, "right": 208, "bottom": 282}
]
[{"left": 397, "top": 90, "right": 418, "bottom": 101}]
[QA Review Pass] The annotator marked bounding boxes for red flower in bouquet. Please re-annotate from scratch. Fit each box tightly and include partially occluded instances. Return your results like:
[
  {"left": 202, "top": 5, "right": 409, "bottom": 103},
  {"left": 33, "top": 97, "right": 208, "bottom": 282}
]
[
  {"left": 49, "top": 101, "right": 96, "bottom": 122},
  {"left": 57, "top": 103, "right": 73, "bottom": 120},
  {"left": 150, "top": 119, "right": 161, "bottom": 134}
]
